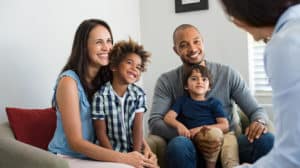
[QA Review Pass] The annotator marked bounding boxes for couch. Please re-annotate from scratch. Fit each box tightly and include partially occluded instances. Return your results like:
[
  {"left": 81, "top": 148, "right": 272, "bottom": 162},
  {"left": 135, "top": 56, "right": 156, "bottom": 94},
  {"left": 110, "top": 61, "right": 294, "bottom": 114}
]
[
  {"left": 0, "top": 107, "right": 273, "bottom": 168},
  {"left": 0, "top": 120, "right": 167, "bottom": 168}
]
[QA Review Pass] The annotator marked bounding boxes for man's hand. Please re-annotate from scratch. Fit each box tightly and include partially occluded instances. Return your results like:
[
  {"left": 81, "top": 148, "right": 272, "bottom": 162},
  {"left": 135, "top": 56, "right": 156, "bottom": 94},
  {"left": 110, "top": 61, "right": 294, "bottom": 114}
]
[{"left": 245, "top": 120, "right": 268, "bottom": 143}]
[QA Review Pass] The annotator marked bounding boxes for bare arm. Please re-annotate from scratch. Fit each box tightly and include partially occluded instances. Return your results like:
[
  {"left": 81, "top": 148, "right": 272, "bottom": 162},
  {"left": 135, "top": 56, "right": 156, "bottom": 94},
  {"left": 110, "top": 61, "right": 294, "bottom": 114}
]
[
  {"left": 56, "top": 77, "right": 150, "bottom": 167},
  {"left": 133, "top": 112, "right": 143, "bottom": 152},
  {"left": 93, "top": 120, "right": 112, "bottom": 149},
  {"left": 164, "top": 110, "right": 190, "bottom": 138}
]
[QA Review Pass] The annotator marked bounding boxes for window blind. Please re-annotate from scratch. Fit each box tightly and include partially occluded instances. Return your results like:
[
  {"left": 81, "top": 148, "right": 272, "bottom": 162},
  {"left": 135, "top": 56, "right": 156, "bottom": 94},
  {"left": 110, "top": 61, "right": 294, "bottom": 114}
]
[{"left": 248, "top": 36, "right": 272, "bottom": 93}]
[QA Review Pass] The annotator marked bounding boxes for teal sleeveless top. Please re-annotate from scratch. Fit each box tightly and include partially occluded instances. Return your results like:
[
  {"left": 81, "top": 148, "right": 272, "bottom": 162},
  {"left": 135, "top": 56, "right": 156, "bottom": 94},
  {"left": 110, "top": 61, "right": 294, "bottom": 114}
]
[{"left": 48, "top": 70, "right": 95, "bottom": 159}]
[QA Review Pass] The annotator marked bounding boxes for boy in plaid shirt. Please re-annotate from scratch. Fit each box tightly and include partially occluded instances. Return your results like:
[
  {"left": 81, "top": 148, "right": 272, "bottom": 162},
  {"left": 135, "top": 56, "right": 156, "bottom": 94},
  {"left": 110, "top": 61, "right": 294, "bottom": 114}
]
[{"left": 92, "top": 39, "right": 150, "bottom": 153}]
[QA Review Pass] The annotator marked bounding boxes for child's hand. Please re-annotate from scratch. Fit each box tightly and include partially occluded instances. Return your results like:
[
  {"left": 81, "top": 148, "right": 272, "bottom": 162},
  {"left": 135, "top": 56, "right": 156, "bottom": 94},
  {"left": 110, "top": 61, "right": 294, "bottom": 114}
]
[{"left": 177, "top": 125, "right": 190, "bottom": 138}]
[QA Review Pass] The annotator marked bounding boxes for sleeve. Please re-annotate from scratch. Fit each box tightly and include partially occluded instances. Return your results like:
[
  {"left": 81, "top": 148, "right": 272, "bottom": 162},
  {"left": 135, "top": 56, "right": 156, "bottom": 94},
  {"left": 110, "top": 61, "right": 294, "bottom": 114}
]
[
  {"left": 211, "top": 98, "right": 226, "bottom": 118},
  {"left": 135, "top": 94, "right": 147, "bottom": 113},
  {"left": 148, "top": 74, "right": 178, "bottom": 140},
  {"left": 170, "top": 96, "right": 184, "bottom": 115},
  {"left": 91, "top": 91, "right": 105, "bottom": 120},
  {"left": 228, "top": 67, "right": 268, "bottom": 122}
]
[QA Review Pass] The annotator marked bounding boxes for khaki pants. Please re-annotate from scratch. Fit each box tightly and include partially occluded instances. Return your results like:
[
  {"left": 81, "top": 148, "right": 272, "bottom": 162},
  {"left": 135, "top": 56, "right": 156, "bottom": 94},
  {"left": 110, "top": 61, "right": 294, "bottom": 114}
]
[{"left": 193, "top": 128, "right": 239, "bottom": 168}]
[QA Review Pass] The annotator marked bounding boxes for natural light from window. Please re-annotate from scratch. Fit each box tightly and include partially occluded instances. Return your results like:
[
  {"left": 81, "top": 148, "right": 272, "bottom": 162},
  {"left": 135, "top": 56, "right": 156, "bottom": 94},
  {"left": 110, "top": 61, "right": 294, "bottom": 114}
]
[{"left": 248, "top": 35, "right": 272, "bottom": 95}]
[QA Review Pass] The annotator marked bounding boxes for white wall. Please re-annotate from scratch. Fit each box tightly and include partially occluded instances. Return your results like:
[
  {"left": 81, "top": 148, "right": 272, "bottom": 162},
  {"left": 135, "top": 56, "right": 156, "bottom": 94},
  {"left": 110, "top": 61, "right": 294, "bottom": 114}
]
[
  {"left": 140, "top": 0, "right": 249, "bottom": 130},
  {"left": 0, "top": 0, "right": 141, "bottom": 122}
]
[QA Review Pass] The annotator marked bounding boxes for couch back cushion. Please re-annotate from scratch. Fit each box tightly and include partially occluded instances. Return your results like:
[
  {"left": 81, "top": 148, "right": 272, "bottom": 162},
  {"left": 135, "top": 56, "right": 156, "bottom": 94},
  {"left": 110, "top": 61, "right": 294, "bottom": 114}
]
[{"left": 6, "top": 107, "right": 56, "bottom": 150}]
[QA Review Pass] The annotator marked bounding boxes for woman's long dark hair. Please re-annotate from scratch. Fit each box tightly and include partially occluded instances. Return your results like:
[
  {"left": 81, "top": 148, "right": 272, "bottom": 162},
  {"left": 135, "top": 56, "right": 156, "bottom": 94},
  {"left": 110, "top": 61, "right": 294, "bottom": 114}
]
[
  {"left": 220, "top": 0, "right": 300, "bottom": 27},
  {"left": 61, "top": 19, "right": 113, "bottom": 103}
]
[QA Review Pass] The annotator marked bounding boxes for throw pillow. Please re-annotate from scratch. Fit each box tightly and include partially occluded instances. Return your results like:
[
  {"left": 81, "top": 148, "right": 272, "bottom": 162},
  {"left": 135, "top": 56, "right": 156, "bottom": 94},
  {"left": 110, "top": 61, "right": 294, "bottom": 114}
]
[{"left": 6, "top": 107, "right": 56, "bottom": 150}]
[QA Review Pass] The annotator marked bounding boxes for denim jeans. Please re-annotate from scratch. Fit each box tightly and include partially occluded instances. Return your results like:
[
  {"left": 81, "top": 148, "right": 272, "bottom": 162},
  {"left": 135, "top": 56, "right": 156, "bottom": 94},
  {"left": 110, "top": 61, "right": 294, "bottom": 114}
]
[
  {"left": 166, "top": 136, "right": 198, "bottom": 168},
  {"left": 166, "top": 136, "right": 222, "bottom": 168},
  {"left": 166, "top": 133, "right": 274, "bottom": 168},
  {"left": 238, "top": 132, "right": 274, "bottom": 163}
]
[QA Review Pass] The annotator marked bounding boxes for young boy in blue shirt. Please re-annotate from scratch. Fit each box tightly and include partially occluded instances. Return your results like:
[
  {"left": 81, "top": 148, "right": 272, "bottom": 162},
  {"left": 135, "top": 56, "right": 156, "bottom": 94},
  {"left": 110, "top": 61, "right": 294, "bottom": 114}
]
[
  {"left": 164, "top": 64, "right": 239, "bottom": 168},
  {"left": 92, "top": 39, "right": 150, "bottom": 153}
]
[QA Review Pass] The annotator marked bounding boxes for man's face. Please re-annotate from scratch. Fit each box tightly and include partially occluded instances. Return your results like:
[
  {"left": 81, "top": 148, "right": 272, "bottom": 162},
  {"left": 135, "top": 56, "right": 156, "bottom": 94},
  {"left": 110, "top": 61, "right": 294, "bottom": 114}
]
[{"left": 173, "top": 27, "right": 205, "bottom": 65}]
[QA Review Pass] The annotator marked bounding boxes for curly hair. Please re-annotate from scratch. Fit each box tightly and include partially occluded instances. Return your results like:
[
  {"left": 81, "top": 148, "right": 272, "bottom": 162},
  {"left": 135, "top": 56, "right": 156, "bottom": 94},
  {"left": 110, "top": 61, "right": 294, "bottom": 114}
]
[{"left": 109, "top": 38, "right": 151, "bottom": 72}]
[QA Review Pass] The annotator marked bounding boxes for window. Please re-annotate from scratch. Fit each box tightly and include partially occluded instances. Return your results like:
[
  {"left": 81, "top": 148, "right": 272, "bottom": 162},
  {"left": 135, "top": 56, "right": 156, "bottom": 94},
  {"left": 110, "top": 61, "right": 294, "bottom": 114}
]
[{"left": 248, "top": 35, "right": 272, "bottom": 95}]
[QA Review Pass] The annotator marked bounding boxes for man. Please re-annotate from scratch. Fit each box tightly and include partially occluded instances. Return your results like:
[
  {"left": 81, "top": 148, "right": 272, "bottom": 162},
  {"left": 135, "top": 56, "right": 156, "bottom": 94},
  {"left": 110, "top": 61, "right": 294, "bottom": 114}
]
[{"left": 148, "top": 24, "right": 274, "bottom": 168}]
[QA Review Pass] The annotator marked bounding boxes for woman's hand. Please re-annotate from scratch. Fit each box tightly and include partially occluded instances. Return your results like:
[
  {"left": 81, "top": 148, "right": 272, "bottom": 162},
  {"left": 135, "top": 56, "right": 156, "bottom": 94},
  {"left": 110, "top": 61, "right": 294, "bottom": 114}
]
[{"left": 121, "top": 151, "right": 148, "bottom": 168}]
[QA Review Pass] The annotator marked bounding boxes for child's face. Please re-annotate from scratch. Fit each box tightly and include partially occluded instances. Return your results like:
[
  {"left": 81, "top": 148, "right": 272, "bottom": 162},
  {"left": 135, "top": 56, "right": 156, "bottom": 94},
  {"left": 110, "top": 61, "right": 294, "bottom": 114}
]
[
  {"left": 185, "top": 70, "right": 210, "bottom": 97},
  {"left": 113, "top": 53, "right": 142, "bottom": 84}
]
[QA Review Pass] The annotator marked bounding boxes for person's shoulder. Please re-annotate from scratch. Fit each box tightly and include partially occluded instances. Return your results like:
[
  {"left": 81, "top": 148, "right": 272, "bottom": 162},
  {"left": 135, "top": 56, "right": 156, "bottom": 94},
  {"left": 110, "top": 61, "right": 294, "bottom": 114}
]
[
  {"left": 207, "top": 61, "right": 239, "bottom": 77},
  {"left": 95, "top": 81, "right": 111, "bottom": 96},
  {"left": 177, "top": 94, "right": 188, "bottom": 101},
  {"left": 57, "top": 70, "right": 79, "bottom": 88},
  {"left": 207, "top": 97, "right": 222, "bottom": 105},
  {"left": 128, "top": 83, "right": 146, "bottom": 96},
  {"left": 159, "top": 65, "right": 183, "bottom": 79},
  {"left": 207, "top": 61, "right": 232, "bottom": 72}
]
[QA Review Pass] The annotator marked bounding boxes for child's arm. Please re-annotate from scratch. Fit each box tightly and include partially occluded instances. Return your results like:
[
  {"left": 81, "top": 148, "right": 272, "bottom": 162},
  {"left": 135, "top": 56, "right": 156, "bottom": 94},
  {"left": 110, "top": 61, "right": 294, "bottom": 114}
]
[
  {"left": 133, "top": 112, "right": 143, "bottom": 152},
  {"left": 94, "top": 120, "right": 113, "bottom": 149},
  {"left": 164, "top": 110, "right": 190, "bottom": 138},
  {"left": 206, "top": 117, "right": 229, "bottom": 133}
]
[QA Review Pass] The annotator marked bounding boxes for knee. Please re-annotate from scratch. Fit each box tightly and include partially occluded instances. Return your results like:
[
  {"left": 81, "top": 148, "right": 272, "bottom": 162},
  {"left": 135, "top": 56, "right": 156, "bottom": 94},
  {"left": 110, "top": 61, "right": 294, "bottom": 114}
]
[{"left": 254, "top": 132, "right": 274, "bottom": 151}]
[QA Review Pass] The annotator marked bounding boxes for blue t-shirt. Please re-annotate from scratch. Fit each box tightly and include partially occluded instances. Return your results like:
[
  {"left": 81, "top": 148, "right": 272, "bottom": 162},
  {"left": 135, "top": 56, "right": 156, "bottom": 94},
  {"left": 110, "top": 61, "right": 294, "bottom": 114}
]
[
  {"left": 48, "top": 70, "right": 95, "bottom": 159},
  {"left": 171, "top": 95, "right": 226, "bottom": 129}
]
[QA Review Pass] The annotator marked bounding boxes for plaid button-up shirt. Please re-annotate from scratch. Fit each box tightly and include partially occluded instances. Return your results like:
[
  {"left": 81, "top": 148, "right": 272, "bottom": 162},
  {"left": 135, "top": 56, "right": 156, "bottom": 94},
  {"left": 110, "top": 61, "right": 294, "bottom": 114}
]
[{"left": 92, "top": 81, "right": 147, "bottom": 152}]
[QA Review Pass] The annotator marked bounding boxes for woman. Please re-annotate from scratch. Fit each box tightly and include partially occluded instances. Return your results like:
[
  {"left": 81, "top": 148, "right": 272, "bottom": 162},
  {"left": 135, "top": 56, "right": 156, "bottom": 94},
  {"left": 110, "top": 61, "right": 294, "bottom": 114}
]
[
  {"left": 220, "top": 0, "right": 300, "bottom": 167},
  {"left": 48, "top": 19, "right": 157, "bottom": 168}
]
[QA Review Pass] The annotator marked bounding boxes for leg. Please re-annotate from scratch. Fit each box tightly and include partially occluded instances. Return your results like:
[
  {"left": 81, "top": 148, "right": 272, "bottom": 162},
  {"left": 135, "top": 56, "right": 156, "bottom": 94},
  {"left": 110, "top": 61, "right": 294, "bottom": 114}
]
[
  {"left": 220, "top": 131, "right": 239, "bottom": 168},
  {"left": 193, "top": 127, "right": 223, "bottom": 168},
  {"left": 166, "top": 136, "right": 197, "bottom": 168},
  {"left": 238, "top": 132, "right": 274, "bottom": 163}
]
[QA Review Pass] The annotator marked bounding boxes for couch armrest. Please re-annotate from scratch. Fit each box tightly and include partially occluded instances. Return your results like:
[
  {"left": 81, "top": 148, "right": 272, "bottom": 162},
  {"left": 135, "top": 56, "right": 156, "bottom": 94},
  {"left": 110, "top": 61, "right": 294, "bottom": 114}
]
[
  {"left": 0, "top": 122, "right": 69, "bottom": 168},
  {"left": 0, "top": 122, "right": 15, "bottom": 138},
  {"left": 146, "top": 134, "right": 167, "bottom": 168},
  {"left": 0, "top": 138, "right": 69, "bottom": 168}
]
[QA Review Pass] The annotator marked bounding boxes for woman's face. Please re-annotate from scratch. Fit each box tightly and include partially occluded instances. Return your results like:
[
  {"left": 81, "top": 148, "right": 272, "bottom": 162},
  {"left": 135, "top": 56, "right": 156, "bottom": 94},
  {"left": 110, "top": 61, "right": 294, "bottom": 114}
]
[{"left": 87, "top": 25, "right": 113, "bottom": 68}]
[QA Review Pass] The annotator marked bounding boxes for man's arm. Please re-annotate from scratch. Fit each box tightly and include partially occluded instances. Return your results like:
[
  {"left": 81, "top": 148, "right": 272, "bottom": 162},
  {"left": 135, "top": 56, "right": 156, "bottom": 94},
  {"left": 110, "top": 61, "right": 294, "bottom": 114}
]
[
  {"left": 148, "top": 75, "right": 178, "bottom": 140},
  {"left": 229, "top": 67, "right": 268, "bottom": 122},
  {"left": 228, "top": 67, "right": 269, "bottom": 141}
]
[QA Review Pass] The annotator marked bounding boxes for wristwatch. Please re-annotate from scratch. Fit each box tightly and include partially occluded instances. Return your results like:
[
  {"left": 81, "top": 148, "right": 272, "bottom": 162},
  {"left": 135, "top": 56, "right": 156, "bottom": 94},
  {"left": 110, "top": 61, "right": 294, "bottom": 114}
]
[{"left": 255, "top": 119, "right": 267, "bottom": 126}]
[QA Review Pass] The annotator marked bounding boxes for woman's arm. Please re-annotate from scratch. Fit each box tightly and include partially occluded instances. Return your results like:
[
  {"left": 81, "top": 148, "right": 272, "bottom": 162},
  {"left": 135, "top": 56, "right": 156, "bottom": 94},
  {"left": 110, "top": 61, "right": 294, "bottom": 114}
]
[
  {"left": 133, "top": 112, "right": 143, "bottom": 152},
  {"left": 56, "top": 77, "right": 151, "bottom": 167},
  {"left": 94, "top": 120, "right": 112, "bottom": 149}
]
